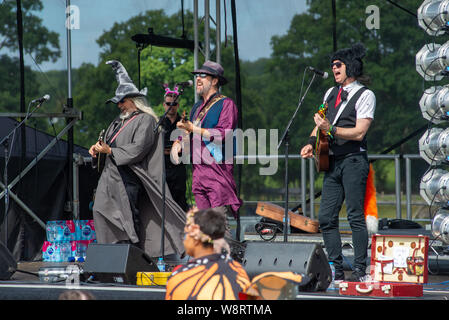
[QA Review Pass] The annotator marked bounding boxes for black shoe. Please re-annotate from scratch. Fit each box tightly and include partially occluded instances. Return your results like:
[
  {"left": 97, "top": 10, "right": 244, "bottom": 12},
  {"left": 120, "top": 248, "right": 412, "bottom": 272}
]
[{"left": 348, "top": 268, "right": 366, "bottom": 282}]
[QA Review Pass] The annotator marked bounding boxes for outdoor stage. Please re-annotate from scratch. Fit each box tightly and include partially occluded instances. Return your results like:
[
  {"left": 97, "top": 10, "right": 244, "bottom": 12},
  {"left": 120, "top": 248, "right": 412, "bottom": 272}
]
[
  {"left": 1, "top": 261, "right": 448, "bottom": 300},
  {"left": 1, "top": 228, "right": 449, "bottom": 301}
]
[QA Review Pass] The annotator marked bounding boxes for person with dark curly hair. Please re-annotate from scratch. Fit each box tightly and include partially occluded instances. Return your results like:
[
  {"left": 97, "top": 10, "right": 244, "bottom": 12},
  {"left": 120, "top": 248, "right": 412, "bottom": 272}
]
[
  {"left": 165, "top": 208, "right": 250, "bottom": 300},
  {"left": 300, "top": 43, "right": 376, "bottom": 282}
]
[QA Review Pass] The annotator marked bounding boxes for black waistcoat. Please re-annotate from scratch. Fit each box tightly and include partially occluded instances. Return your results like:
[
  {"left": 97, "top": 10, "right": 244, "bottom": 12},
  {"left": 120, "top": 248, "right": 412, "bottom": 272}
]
[{"left": 325, "top": 86, "right": 368, "bottom": 157}]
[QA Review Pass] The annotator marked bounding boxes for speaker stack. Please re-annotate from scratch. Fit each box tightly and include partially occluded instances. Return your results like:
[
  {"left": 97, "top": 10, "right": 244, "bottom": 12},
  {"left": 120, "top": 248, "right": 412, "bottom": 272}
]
[
  {"left": 79, "top": 241, "right": 332, "bottom": 292},
  {"left": 242, "top": 241, "right": 331, "bottom": 292},
  {"left": 83, "top": 243, "right": 159, "bottom": 284}
]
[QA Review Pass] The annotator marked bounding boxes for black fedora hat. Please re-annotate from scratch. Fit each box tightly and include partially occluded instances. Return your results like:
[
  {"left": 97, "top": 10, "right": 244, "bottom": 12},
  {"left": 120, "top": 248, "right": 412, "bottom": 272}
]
[{"left": 191, "top": 60, "right": 228, "bottom": 85}]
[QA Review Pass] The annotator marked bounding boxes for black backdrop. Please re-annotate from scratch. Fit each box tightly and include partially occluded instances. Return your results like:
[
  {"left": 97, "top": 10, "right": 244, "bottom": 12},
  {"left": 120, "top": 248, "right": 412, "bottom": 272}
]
[{"left": 0, "top": 117, "right": 99, "bottom": 261}]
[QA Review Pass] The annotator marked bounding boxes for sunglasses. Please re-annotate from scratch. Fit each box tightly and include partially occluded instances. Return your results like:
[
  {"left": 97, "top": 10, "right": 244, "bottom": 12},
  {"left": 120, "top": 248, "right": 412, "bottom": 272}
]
[
  {"left": 331, "top": 62, "right": 344, "bottom": 68},
  {"left": 165, "top": 102, "right": 179, "bottom": 107},
  {"left": 195, "top": 73, "right": 212, "bottom": 79}
]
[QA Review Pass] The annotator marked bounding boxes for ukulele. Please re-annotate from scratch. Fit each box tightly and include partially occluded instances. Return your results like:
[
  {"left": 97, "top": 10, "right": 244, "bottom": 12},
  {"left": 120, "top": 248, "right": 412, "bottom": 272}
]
[
  {"left": 314, "top": 103, "right": 329, "bottom": 172},
  {"left": 96, "top": 129, "right": 106, "bottom": 173},
  {"left": 170, "top": 110, "right": 189, "bottom": 164}
]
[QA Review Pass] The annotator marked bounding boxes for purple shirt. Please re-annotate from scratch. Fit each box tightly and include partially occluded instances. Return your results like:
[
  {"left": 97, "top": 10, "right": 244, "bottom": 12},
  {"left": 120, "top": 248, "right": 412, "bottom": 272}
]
[{"left": 190, "top": 97, "right": 242, "bottom": 213}]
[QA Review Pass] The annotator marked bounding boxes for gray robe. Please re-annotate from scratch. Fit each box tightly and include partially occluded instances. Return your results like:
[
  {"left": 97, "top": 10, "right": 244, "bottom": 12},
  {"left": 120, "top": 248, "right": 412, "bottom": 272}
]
[{"left": 92, "top": 112, "right": 186, "bottom": 257}]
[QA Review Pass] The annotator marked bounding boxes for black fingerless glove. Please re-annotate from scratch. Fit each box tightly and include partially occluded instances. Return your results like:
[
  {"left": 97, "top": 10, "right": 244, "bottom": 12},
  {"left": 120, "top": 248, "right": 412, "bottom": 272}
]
[{"left": 308, "top": 136, "right": 317, "bottom": 151}]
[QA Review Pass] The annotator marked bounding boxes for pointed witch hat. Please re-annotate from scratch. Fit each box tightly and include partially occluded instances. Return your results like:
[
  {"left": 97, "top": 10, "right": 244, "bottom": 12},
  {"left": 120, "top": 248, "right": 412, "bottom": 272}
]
[{"left": 105, "top": 60, "right": 148, "bottom": 104}]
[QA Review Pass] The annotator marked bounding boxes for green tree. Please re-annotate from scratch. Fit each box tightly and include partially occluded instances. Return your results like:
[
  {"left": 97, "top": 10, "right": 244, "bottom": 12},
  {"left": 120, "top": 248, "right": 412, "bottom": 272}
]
[
  {"left": 68, "top": 2, "right": 431, "bottom": 201},
  {"left": 239, "top": 0, "right": 430, "bottom": 196},
  {"left": 0, "top": 0, "right": 60, "bottom": 63},
  {"left": 73, "top": 9, "right": 198, "bottom": 147},
  {"left": 0, "top": 0, "right": 61, "bottom": 117},
  {"left": 140, "top": 46, "right": 195, "bottom": 116}
]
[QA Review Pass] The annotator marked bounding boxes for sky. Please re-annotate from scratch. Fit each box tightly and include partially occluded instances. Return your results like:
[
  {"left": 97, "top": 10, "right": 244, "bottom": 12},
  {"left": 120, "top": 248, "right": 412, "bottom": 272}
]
[{"left": 26, "top": 0, "right": 308, "bottom": 71}]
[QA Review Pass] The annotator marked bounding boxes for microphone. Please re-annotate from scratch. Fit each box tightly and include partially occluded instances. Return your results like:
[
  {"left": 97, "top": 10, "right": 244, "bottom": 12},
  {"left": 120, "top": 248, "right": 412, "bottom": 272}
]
[
  {"left": 308, "top": 67, "right": 328, "bottom": 79},
  {"left": 31, "top": 94, "right": 50, "bottom": 104},
  {"left": 175, "top": 80, "right": 193, "bottom": 88}
]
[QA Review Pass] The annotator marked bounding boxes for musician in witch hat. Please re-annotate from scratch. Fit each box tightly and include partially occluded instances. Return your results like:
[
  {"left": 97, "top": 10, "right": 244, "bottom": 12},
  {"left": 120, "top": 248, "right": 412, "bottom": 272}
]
[
  {"left": 300, "top": 43, "right": 376, "bottom": 282},
  {"left": 89, "top": 60, "right": 186, "bottom": 258}
]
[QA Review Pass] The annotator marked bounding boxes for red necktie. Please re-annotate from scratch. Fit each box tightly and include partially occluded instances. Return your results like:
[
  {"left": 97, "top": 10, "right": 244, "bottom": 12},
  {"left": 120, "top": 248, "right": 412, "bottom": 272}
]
[{"left": 335, "top": 87, "right": 342, "bottom": 108}]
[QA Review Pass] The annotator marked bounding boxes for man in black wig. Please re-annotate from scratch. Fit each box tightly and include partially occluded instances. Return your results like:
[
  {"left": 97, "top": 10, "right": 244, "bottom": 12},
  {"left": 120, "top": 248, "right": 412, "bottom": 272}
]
[{"left": 300, "top": 43, "right": 376, "bottom": 282}]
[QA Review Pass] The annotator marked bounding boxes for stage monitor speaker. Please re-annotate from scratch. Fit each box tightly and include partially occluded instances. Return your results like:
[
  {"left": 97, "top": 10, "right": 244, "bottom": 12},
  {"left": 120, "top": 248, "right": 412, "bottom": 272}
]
[
  {"left": 0, "top": 241, "right": 17, "bottom": 280},
  {"left": 83, "top": 244, "right": 159, "bottom": 284},
  {"left": 242, "top": 241, "right": 331, "bottom": 292}
]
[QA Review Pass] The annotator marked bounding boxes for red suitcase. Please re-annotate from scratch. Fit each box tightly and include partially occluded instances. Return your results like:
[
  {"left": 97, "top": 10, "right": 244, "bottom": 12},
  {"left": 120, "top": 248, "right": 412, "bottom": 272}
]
[
  {"left": 339, "top": 234, "right": 429, "bottom": 298},
  {"left": 339, "top": 281, "right": 423, "bottom": 297}
]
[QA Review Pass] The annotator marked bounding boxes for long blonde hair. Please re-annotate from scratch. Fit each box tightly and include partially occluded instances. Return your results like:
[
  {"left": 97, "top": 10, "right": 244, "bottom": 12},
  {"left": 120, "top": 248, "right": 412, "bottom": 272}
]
[{"left": 131, "top": 96, "right": 159, "bottom": 122}]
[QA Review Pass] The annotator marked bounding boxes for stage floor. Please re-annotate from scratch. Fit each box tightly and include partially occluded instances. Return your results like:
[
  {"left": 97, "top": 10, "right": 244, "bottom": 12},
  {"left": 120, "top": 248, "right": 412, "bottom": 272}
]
[
  {"left": 1, "top": 261, "right": 166, "bottom": 300},
  {"left": 1, "top": 260, "right": 448, "bottom": 300}
]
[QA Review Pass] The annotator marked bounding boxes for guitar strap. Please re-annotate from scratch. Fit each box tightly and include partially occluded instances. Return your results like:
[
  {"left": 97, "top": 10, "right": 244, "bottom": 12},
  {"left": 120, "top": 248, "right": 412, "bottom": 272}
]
[
  {"left": 106, "top": 111, "right": 141, "bottom": 145},
  {"left": 191, "top": 93, "right": 229, "bottom": 162},
  {"left": 192, "top": 93, "right": 226, "bottom": 126}
]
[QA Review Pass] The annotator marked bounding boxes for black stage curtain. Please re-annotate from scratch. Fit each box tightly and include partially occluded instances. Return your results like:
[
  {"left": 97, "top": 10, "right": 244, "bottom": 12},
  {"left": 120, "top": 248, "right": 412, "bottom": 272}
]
[{"left": 0, "top": 118, "right": 99, "bottom": 261}]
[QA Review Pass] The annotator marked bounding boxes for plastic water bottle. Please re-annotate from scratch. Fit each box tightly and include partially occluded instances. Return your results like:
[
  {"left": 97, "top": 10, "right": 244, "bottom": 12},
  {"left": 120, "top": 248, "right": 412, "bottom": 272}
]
[
  {"left": 157, "top": 257, "right": 165, "bottom": 272},
  {"left": 329, "top": 262, "right": 336, "bottom": 288},
  {"left": 76, "top": 241, "right": 87, "bottom": 262},
  {"left": 60, "top": 242, "right": 71, "bottom": 262},
  {"left": 46, "top": 221, "right": 56, "bottom": 242},
  {"left": 282, "top": 215, "right": 291, "bottom": 234}
]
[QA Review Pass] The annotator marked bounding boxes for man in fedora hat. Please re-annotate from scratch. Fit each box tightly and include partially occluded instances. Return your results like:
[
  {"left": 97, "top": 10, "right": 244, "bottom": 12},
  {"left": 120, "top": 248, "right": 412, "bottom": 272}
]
[
  {"left": 89, "top": 60, "right": 186, "bottom": 258},
  {"left": 173, "top": 60, "right": 242, "bottom": 239},
  {"left": 300, "top": 43, "right": 376, "bottom": 282}
]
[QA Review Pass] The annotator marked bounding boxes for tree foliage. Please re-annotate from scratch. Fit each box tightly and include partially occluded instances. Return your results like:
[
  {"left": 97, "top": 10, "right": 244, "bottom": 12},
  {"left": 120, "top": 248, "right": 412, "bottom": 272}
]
[
  {"left": 72, "top": 10, "right": 199, "bottom": 146},
  {"left": 239, "top": 0, "right": 431, "bottom": 195},
  {"left": 3, "top": 1, "right": 435, "bottom": 200},
  {"left": 0, "top": 0, "right": 60, "bottom": 63},
  {"left": 0, "top": 0, "right": 62, "bottom": 135},
  {"left": 68, "top": 2, "right": 434, "bottom": 197}
]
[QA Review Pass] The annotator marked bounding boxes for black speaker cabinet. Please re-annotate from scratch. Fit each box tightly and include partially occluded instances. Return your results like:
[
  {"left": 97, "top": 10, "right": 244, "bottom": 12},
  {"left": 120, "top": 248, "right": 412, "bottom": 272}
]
[
  {"left": 83, "top": 244, "right": 159, "bottom": 284},
  {"left": 242, "top": 241, "right": 331, "bottom": 292},
  {"left": 0, "top": 241, "right": 16, "bottom": 280}
]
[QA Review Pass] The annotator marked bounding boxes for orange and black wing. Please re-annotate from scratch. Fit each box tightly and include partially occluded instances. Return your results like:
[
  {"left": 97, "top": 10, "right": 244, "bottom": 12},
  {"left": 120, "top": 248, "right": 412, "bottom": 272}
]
[{"left": 166, "top": 257, "right": 250, "bottom": 300}]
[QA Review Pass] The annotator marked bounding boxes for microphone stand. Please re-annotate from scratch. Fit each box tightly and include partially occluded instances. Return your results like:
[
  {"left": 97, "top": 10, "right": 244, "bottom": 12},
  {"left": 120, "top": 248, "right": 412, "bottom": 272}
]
[
  {"left": 0, "top": 100, "right": 44, "bottom": 245},
  {"left": 277, "top": 73, "right": 316, "bottom": 242},
  {"left": 153, "top": 91, "right": 183, "bottom": 261}
]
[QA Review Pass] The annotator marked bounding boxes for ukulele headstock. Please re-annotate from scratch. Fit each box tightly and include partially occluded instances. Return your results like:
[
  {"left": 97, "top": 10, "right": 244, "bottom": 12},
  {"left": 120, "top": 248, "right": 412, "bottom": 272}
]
[
  {"left": 318, "top": 102, "right": 328, "bottom": 119},
  {"left": 98, "top": 129, "right": 105, "bottom": 142},
  {"left": 181, "top": 110, "right": 188, "bottom": 122}
]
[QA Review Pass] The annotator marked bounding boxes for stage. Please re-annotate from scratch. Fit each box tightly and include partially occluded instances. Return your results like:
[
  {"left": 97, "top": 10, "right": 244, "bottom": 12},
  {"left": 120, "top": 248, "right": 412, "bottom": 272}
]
[
  {"left": 0, "top": 261, "right": 166, "bottom": 300},
  {"left": 2, "top": 235, "right": 449, "bottom": 301},
  {"left": 1, "top": 262, "right": 448, "bottom": 300}
]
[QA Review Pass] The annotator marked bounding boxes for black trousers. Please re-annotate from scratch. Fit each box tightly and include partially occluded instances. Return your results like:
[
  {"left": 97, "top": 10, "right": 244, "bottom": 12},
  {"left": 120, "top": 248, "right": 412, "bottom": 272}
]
[
  {"left": 318, "top": 153, "right": 369, "bottom": 274},
  {"left": 117, "top": 166, "right": 143, "bottom": 238},
  {"left": 166, "top": 163, "right": 188, "bottom": 212}
]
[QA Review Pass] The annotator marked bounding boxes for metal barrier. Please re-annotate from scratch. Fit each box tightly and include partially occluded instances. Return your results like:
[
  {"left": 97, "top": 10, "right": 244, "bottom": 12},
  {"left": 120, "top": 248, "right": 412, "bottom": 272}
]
[
  {"left": 236, "top": 154, "right": 429, "bottom": 223},
  {"left": 73, "top": 153, "right": 430, "bottom": 234}
]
